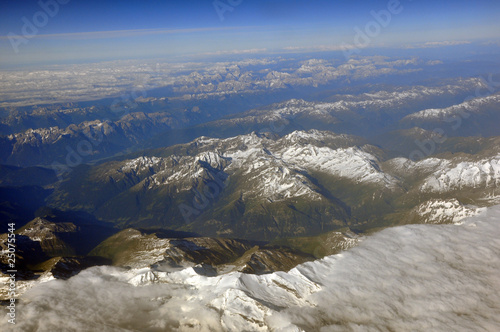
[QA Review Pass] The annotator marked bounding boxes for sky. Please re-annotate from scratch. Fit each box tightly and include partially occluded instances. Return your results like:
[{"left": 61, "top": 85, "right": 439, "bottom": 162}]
[{"left": 1, "top": 0, "right": 500, "bottom": 67}]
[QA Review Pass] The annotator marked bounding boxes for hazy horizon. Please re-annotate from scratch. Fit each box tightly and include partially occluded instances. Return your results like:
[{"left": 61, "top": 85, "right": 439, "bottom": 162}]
[{"left": 1, "top": 0, "right": 500, "bottom": 67}]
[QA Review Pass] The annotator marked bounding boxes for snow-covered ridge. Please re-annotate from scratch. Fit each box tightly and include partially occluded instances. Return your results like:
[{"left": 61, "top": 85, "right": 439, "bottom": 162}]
[
  {"left": 404, "top": 93, "right": 500, "bottom": 120},
  {"left": 107, "top": 129, "right": 500, "bottom": 204},
  {"left": 115, "top": 130, "right": 396, "bottom": 201},
  {"left": 280, "top": 145, "right": 397, "bottom": 187},
  {"left": 220, "top": 131, "right": 394, "bottom": 187},
  {"left": 414, "top": 199, "right": 486, "bottom": 224},
  {"left": 386, "top": 156, "right": 452, "bottom": 176},
  {"left": 386, "top": 154, "right": 500, "bottom": 194},
  {"left": 121, "top": 156, "right": 165, "bottom": 172},
  {"left": 7, "top": 120, "right": 110, "bottom": 141},
  {"left": 421, "top": 154, "right": 500, "bottom": 192},
  {"left": 262, "top": 81, "right": 482, "bottom": 120}
]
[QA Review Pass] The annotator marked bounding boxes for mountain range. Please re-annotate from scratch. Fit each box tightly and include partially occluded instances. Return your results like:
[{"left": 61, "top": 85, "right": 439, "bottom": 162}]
[{"left": 1, "top": 58, "right": 500, "bottom": 318}]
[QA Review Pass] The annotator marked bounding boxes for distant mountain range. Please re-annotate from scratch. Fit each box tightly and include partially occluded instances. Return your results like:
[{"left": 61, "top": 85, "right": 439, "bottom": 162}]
[{"left": 1, "top": 77, "right": 496, "bottom": 168}]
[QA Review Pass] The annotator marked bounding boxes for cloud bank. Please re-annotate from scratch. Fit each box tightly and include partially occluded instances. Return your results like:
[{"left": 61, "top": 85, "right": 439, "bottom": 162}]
[
  {"left": 405, "top": 40, "right": 471, "bottom": 49},
  {"left": 3, "top": 206, "right": 500, "bottom": 331}
]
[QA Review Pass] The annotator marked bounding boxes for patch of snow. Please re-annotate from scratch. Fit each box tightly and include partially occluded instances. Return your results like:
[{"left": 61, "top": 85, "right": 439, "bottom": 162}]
[
  {"left": 415, "top": 199, "right": 487, "bottom": 224},
  {"left": 421, "top": 155, "right": 500, "bottom": 192}
]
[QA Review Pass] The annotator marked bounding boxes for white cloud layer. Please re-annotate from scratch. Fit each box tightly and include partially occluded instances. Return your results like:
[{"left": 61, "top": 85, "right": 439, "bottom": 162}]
[
  {"left": 405, "top": 40, "right": 471, "bottom": 49},
  {"left": 3, "top": 206, "right": 500, "bottom": 331},
  {"left": 0, "top": 56, "right": 427, "bottom": 107},
  {"left": 0, "top": 27, "right": 242, "bottom": 41}
]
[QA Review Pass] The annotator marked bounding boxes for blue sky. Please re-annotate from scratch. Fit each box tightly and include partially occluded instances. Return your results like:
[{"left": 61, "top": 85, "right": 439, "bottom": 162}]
[{"left": 1, "top": 0, "right": 500, "bottom": 67}]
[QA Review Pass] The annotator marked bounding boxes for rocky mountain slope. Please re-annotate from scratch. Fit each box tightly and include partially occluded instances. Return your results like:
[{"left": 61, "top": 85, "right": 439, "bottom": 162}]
[
  {"left": 45, "top": 128, "right": 500, "bottom": 241},
  {"left": 48, "top": 129, "right": 400, "bottom": 239},
  {"left": 0, "top": 214, "right": 115, "bottom": 271},
  {"left": 0, "top": 111, "right": 179, "bottom": 167},
  {"left": 90, "top": 228, "right": 317, "bottom": 275}
]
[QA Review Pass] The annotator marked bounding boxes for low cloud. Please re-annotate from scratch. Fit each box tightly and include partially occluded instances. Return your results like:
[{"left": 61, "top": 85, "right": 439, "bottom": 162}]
[
  {"left": 282, "top": 44, "right": 355, "bottom": 52},
  {"left": 201, "top": 48, "right": 268, "bottom": 56},
  {"left": 405, "top": 40, "right": 471, "bottom": 49},
  {"left": 0, "top": 27, "right": 245, "bottom": 41},
  {"left": 272, "top": 205, "right": 500, "bottom": 331},
  {"left": 3, "top": 206, "right": 500, "bottom": 331}
]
